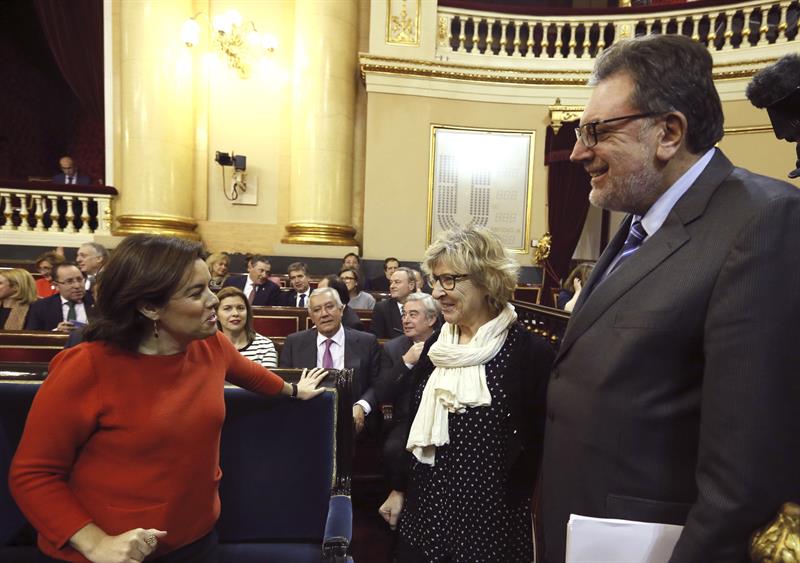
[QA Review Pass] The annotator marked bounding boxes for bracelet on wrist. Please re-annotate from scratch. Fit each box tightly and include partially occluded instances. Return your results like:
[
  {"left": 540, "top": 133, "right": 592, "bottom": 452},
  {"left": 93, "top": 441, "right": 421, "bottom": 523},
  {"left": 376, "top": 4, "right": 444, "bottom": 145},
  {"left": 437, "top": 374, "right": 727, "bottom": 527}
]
[{"left": 290, "top": 382, "right": 298, "bottom": 399}]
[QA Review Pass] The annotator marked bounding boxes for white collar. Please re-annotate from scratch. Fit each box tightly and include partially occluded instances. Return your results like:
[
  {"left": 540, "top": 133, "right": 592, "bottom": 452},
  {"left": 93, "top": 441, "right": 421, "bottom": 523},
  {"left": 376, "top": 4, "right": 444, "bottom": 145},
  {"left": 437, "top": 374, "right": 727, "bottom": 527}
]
[
  {"left": 316, "top": 323, "right": 345, "bottom": 347},
  {"left": 638, "top": 148, "right": 716, "bottom": 238}
]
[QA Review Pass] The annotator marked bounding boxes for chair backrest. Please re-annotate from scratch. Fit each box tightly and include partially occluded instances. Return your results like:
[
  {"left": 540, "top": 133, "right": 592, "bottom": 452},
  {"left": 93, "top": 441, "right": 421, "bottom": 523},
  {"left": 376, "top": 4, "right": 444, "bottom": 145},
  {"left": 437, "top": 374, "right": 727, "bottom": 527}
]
[
  {"left": 0, "top": 381, "right": 39, "bottom": 545},
  {"left": 217, "top": 369, "right": 353, "bottom": 543}
]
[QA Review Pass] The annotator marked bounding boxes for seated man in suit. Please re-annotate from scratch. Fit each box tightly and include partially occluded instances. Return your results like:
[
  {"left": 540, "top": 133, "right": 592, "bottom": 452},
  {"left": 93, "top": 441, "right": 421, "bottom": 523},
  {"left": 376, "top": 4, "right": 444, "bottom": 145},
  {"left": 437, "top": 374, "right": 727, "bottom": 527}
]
[
  {"left": 221, "top": 254, "right": 281, "bottom": 306},
  {"left": 373, "top": 292, "right": 438, "bottom": 489},
  {"left": 371, "top": 267, "right": 416, "bottom": 339},
  {"left": 280, "top": 262, "right": 312, "bottom": 307},
  {"left": 52, "top": 156, "right": 91, "bottom": 186},
  {"left": 76, "top": 242, "right": 108, "bottom": 293},
  {"left": 369, "top": 257, "right": 399, "bottom": 293},
  {"left": 280, "top": 287, "right": 380, "bottom": 434},
  {"left": 25, "top": 262, "right": 93, "bottom": 332}
]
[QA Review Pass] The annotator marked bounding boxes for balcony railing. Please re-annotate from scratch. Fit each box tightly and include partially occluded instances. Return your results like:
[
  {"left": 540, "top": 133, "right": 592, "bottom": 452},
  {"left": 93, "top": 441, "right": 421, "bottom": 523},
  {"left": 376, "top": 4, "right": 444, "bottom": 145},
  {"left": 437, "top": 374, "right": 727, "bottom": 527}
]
[
  {"left": 437, "top": 0, "right": 798, "bottom": 60},
  {"left": 0, "top": 180, "right": 117, "bottom": 244}
]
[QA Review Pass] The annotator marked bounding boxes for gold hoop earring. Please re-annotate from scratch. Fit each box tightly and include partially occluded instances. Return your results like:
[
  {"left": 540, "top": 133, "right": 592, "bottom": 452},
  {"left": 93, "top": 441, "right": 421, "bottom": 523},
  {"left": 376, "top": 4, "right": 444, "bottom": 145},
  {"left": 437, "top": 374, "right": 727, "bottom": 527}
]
[{"left": 153, "top": 319, "right": 159, "bottom": 338}]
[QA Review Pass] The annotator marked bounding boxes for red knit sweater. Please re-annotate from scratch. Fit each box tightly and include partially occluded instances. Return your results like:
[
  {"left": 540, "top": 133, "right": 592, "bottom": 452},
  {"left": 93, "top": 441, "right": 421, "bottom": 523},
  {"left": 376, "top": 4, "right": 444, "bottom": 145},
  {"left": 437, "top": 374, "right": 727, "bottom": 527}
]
[{"left": 9, "top": 331, "right": 284, "bottom": 562}]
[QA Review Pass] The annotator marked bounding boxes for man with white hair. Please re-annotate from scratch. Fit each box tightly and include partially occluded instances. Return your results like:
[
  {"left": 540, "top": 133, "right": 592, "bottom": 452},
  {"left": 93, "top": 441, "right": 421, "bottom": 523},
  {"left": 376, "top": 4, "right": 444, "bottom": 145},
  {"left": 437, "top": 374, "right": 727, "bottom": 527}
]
[
  {"left": 279, "top": 287, "right": 381, "bottom": 432},
  {"left": 373, "top": 292, "right": 438, "bottom": 490}
]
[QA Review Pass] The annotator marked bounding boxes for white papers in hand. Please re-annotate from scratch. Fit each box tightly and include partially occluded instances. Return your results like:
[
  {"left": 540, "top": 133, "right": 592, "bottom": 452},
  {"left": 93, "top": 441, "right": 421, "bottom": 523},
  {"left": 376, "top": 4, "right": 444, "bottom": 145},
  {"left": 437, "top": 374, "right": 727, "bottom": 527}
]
[{"left": 566, "top": 513, "right": 683, "bottom": 563}]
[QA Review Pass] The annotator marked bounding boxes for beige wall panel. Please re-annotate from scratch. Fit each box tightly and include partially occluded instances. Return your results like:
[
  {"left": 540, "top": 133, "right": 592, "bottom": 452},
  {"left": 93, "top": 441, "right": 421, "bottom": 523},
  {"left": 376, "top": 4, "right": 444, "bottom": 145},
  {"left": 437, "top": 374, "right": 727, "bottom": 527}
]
[
  {"left": 205, "top": 0, "right": 294, "bottom": 228},
  {"left": 362, "top": 92, "right": 552, "bottom": 264}
]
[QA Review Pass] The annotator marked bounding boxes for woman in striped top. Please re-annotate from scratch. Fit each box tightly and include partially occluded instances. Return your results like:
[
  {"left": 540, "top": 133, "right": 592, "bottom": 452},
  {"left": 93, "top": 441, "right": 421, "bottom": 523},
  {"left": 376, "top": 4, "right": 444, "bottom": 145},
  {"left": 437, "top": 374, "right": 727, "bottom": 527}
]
[{"left": 216, "top": 286, "right": 278, "bottom": 368}]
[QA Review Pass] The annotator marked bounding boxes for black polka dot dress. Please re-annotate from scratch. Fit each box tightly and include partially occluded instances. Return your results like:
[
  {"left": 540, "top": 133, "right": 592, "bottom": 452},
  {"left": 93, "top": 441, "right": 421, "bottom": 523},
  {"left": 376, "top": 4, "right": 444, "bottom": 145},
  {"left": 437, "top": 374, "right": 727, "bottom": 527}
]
[{"left": 399, "top": 328, "right": 533, "bottom": 563}]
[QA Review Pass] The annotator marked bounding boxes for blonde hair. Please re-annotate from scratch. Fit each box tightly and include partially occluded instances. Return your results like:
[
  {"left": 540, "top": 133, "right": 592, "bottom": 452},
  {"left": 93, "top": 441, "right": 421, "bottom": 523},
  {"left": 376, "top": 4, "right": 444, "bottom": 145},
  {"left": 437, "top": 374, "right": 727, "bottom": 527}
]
[
  {"left": 206, "top": 252, "right": 229, "bottom": 274},
  {"left": 422, "top": 225, "right": 519, "bottom": 313},
  {"left": 1, "top": 269, "right": 38, "bottom": 305}
]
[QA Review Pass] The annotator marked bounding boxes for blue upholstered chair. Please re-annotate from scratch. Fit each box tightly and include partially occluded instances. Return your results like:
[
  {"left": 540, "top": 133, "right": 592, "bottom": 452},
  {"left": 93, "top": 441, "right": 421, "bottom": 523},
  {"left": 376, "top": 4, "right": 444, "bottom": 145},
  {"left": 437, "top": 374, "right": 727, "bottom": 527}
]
[
  {"left": 217, "top": 368, "right": 355, "bottom": 562},
  {"left": 0, "top": 367, "right": 354, "bottom": 563}
]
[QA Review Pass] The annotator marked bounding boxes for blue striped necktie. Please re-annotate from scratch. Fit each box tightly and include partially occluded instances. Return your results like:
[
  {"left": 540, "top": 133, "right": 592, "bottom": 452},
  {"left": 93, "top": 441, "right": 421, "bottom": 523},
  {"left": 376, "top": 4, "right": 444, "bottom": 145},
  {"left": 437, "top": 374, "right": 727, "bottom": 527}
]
[{"left": 607, "top": 220, "right": 648, "bottom": 276}]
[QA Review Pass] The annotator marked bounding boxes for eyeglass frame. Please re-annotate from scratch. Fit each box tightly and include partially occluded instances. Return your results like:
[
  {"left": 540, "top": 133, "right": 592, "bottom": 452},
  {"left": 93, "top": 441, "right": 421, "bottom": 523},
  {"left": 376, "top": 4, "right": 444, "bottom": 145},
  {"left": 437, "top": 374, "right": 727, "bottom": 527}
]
[
  {"left": 427, "top": 273, "right": 469, "bottom": 290},
  {"left": 574, "top": 112, "right": 659, "bottom": 148}
]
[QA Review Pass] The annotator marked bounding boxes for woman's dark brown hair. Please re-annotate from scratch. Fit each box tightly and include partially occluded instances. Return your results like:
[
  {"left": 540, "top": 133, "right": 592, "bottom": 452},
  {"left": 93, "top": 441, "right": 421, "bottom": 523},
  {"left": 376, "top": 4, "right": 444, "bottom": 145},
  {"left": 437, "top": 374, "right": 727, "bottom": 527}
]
[
  {"left": 84, "top": 234, "right": 203, "bottom": 351},
  {"left": 215, "top": 286, "right": 256, "bottom": 344}
]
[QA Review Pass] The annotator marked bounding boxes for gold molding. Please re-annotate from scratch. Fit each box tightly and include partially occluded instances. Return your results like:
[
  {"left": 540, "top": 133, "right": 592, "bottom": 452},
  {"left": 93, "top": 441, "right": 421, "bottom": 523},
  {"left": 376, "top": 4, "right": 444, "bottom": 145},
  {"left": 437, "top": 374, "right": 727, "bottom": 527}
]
[
  {"left": 114, "top": 214, "right": 200, "bottom": 240},
  {"left": 360, "top": 54, "right": 781, "bottom": 86},
  {"left": 281, "top": 222, "right": 358, "bottom": 246},
  {"left": 426, "top": 124, "right": 535, "bottom": 254},
  {"left": 549, "top": 98, "right": 585, "bottom": 133},
  {"left": 386, "top": 0, "right": 421, "bottom": 46}
]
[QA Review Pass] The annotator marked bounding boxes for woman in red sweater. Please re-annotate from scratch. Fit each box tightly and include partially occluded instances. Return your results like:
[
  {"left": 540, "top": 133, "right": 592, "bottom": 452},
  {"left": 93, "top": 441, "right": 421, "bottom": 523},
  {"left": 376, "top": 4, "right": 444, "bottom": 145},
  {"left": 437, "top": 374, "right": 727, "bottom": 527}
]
[{"left": 10, "top": 235, "right": 325, "bottom": 563}]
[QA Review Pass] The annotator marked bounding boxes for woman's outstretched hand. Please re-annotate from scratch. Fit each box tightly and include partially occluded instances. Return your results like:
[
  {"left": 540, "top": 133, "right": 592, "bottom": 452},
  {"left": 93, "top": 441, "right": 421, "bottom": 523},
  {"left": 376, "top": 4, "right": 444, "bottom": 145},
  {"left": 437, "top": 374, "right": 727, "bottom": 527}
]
[{"left": 296, "top": 367, "right": 327, "bottom": 400}]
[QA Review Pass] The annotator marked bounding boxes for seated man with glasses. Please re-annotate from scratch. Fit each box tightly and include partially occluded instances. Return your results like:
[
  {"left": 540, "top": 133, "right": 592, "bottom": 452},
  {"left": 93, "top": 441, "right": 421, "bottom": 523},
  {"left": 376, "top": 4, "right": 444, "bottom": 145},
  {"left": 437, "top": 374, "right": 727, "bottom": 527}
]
[
  {"left": 25, "top": 262, "right": 94, "bottom": 332},
  {"left": 279, "top": 287, "right": 381, "bottom": 434}
]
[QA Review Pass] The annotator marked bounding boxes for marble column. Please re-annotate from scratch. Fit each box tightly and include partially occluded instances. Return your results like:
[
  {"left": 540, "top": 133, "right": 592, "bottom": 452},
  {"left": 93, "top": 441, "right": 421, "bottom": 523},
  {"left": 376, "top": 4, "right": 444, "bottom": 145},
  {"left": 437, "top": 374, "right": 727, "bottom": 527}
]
[
  {"left": 113, "top": 0, "right": 199, "bottom": 240},
  {"left": 282, "top": 0, "right": 358, "bottom": 246}
]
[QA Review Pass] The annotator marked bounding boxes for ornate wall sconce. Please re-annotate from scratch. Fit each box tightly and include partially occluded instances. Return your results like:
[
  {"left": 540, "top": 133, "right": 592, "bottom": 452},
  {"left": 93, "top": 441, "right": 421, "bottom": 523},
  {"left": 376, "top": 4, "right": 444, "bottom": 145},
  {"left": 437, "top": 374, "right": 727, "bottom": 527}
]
[{"left": 181, "top": 10, "right": 278, "bottom": 79}]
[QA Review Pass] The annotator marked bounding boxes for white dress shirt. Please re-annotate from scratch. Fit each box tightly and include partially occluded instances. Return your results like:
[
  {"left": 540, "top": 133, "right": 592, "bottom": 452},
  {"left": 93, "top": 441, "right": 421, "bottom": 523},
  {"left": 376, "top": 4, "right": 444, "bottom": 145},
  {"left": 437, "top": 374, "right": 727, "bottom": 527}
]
[
  {"left": 316, "top": 325, "right": 345, "bottom": 369},
  {"left": 60, "top": 297, "right": 88, "bottom": 324}
]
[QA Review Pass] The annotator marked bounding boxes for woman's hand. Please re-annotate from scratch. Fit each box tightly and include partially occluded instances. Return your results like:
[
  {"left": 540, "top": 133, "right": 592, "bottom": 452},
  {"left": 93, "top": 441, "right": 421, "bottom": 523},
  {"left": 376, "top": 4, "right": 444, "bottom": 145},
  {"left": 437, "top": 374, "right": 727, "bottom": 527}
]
[
  {"left": 296, "top": 367, "right": 327, "bottom": 400},
  {"left": 572, "top": 277, "right": 583, "bottom": 293},
  {"left": 71, "top": 523, "right": 167, "bottom": 562},
  {"left": 379, "top": 490, "right": 405, "bottom": 530}
]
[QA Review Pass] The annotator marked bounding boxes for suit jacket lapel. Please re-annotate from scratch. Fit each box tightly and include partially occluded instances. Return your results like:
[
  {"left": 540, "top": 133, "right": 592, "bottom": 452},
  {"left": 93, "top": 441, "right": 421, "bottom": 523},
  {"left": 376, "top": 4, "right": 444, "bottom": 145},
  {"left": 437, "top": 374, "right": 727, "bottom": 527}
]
[
  {"left": 556, "top": 150, "right": 734, "bottom": 362},
  {"left": 302, "top": 330, "right": 318, "bottom": 367},
  {"left": 343, "top": 329, "right": 362, "bottom": 372}
]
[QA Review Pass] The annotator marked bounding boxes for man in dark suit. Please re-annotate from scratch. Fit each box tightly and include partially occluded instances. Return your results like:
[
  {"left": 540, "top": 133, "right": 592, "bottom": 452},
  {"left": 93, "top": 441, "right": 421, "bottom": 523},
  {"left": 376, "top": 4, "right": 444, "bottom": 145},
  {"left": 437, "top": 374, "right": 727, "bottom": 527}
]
[
  {"left": 372, "top": 292, "right": 438, "bottom": 489},
  {"left": 368, "top": 257, "right": 399, "bottom": 293},
  {"left": 25, "top": 262, "right": 94, "bottom": 332},
  {"left": 371, "top": 267, "right": 416, "bottom": 339},
  {"left": 279, "top": 262, "right": 312, "bottom": 307},
  {"left": 280, "top": 287, "right": 380, "bottom": 434},
  {"left": 221, "top": 255, "right": 281, "bottom": 306},
  {"left": 541, "top": 35, "right": 800, "bottom": 562},
  {"left": 52, "top": 156, "right": 91, "bottom": 185}
]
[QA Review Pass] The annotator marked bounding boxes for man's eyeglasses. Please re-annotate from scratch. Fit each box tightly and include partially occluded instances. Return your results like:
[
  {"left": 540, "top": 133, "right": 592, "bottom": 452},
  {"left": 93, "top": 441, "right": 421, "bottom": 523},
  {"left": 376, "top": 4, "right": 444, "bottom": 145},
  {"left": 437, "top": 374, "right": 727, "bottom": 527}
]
[
  {"left": 427, "top": 273, "right": 468, "bottom": 290},
  {"left": 574, "top": 112, "right": 658, "bottom": 148}
]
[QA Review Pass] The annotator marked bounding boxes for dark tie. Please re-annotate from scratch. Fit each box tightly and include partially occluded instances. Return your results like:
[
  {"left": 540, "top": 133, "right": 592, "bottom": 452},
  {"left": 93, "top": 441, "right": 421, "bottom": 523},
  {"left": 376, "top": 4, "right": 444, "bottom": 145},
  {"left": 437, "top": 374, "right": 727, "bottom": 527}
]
[
  {"left": 298, "top": 293, "right": 305, "bottom": 308},
  {"left": 606, "top": 220, "right": 648, "bottom": 277},
  {"left": 67, "top": 301, "right": 77, "bottom": 322},
  {"left": 248, "top": 286, "right": 256, "bottom": 304},
  {"left": 322, "top": 339, "right": 334, "bottom": 369}
]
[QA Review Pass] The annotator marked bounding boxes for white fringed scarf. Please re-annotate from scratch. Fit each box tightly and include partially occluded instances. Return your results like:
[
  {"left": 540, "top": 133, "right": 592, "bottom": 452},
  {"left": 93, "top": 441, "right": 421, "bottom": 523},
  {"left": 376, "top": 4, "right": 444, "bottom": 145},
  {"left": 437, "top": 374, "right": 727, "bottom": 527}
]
[{"left": 406, "top": 304, "right": 517, "bottom": 465}]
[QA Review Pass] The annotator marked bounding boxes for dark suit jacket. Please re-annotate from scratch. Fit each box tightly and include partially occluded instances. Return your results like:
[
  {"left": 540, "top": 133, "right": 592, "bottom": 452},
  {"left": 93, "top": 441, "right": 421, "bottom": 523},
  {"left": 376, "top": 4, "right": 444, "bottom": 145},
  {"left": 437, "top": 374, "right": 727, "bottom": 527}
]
[
  {"left": 541, "top": 151, "right": 800, "bottom": 563},
  {"left": 342, "top": 306, "right": 365, "bottom": 332},
  {"left": 279, "top": 327, "right": 381, "bottom": 403},
  {"left": 278, "top": 289, "right": 310, "bottom": 308},
  {"left": 370, "top": 298, "right": 403, "bottom": 339},
  {"left": 24, "top": 293, "right": 95, "bottom": 331},
  {"left": 52, "top": 173, "right": 91, "bottom": 186},
  {"left": 221, "top": 275, "right": 281, "bottom": 306},
  {"left": 373, "top": 334, "right": 414, "bottom": 419}
]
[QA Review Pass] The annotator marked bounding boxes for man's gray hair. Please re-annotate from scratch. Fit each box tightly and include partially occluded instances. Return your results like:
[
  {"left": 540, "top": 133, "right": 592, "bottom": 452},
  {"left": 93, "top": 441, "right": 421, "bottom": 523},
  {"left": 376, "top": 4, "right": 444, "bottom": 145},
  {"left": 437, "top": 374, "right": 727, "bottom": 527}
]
[
  {"left": 81, "top": 242, "right": 109, "bottom": 261},
  {"left": 308, "top": 287, "right": 343, "bottom": 310},
  {"left": 405, "top": 292, "right": 439, "bottom": 319},
  {"left": 393, "top": 267, "right": 417, "bottom": 289}
]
